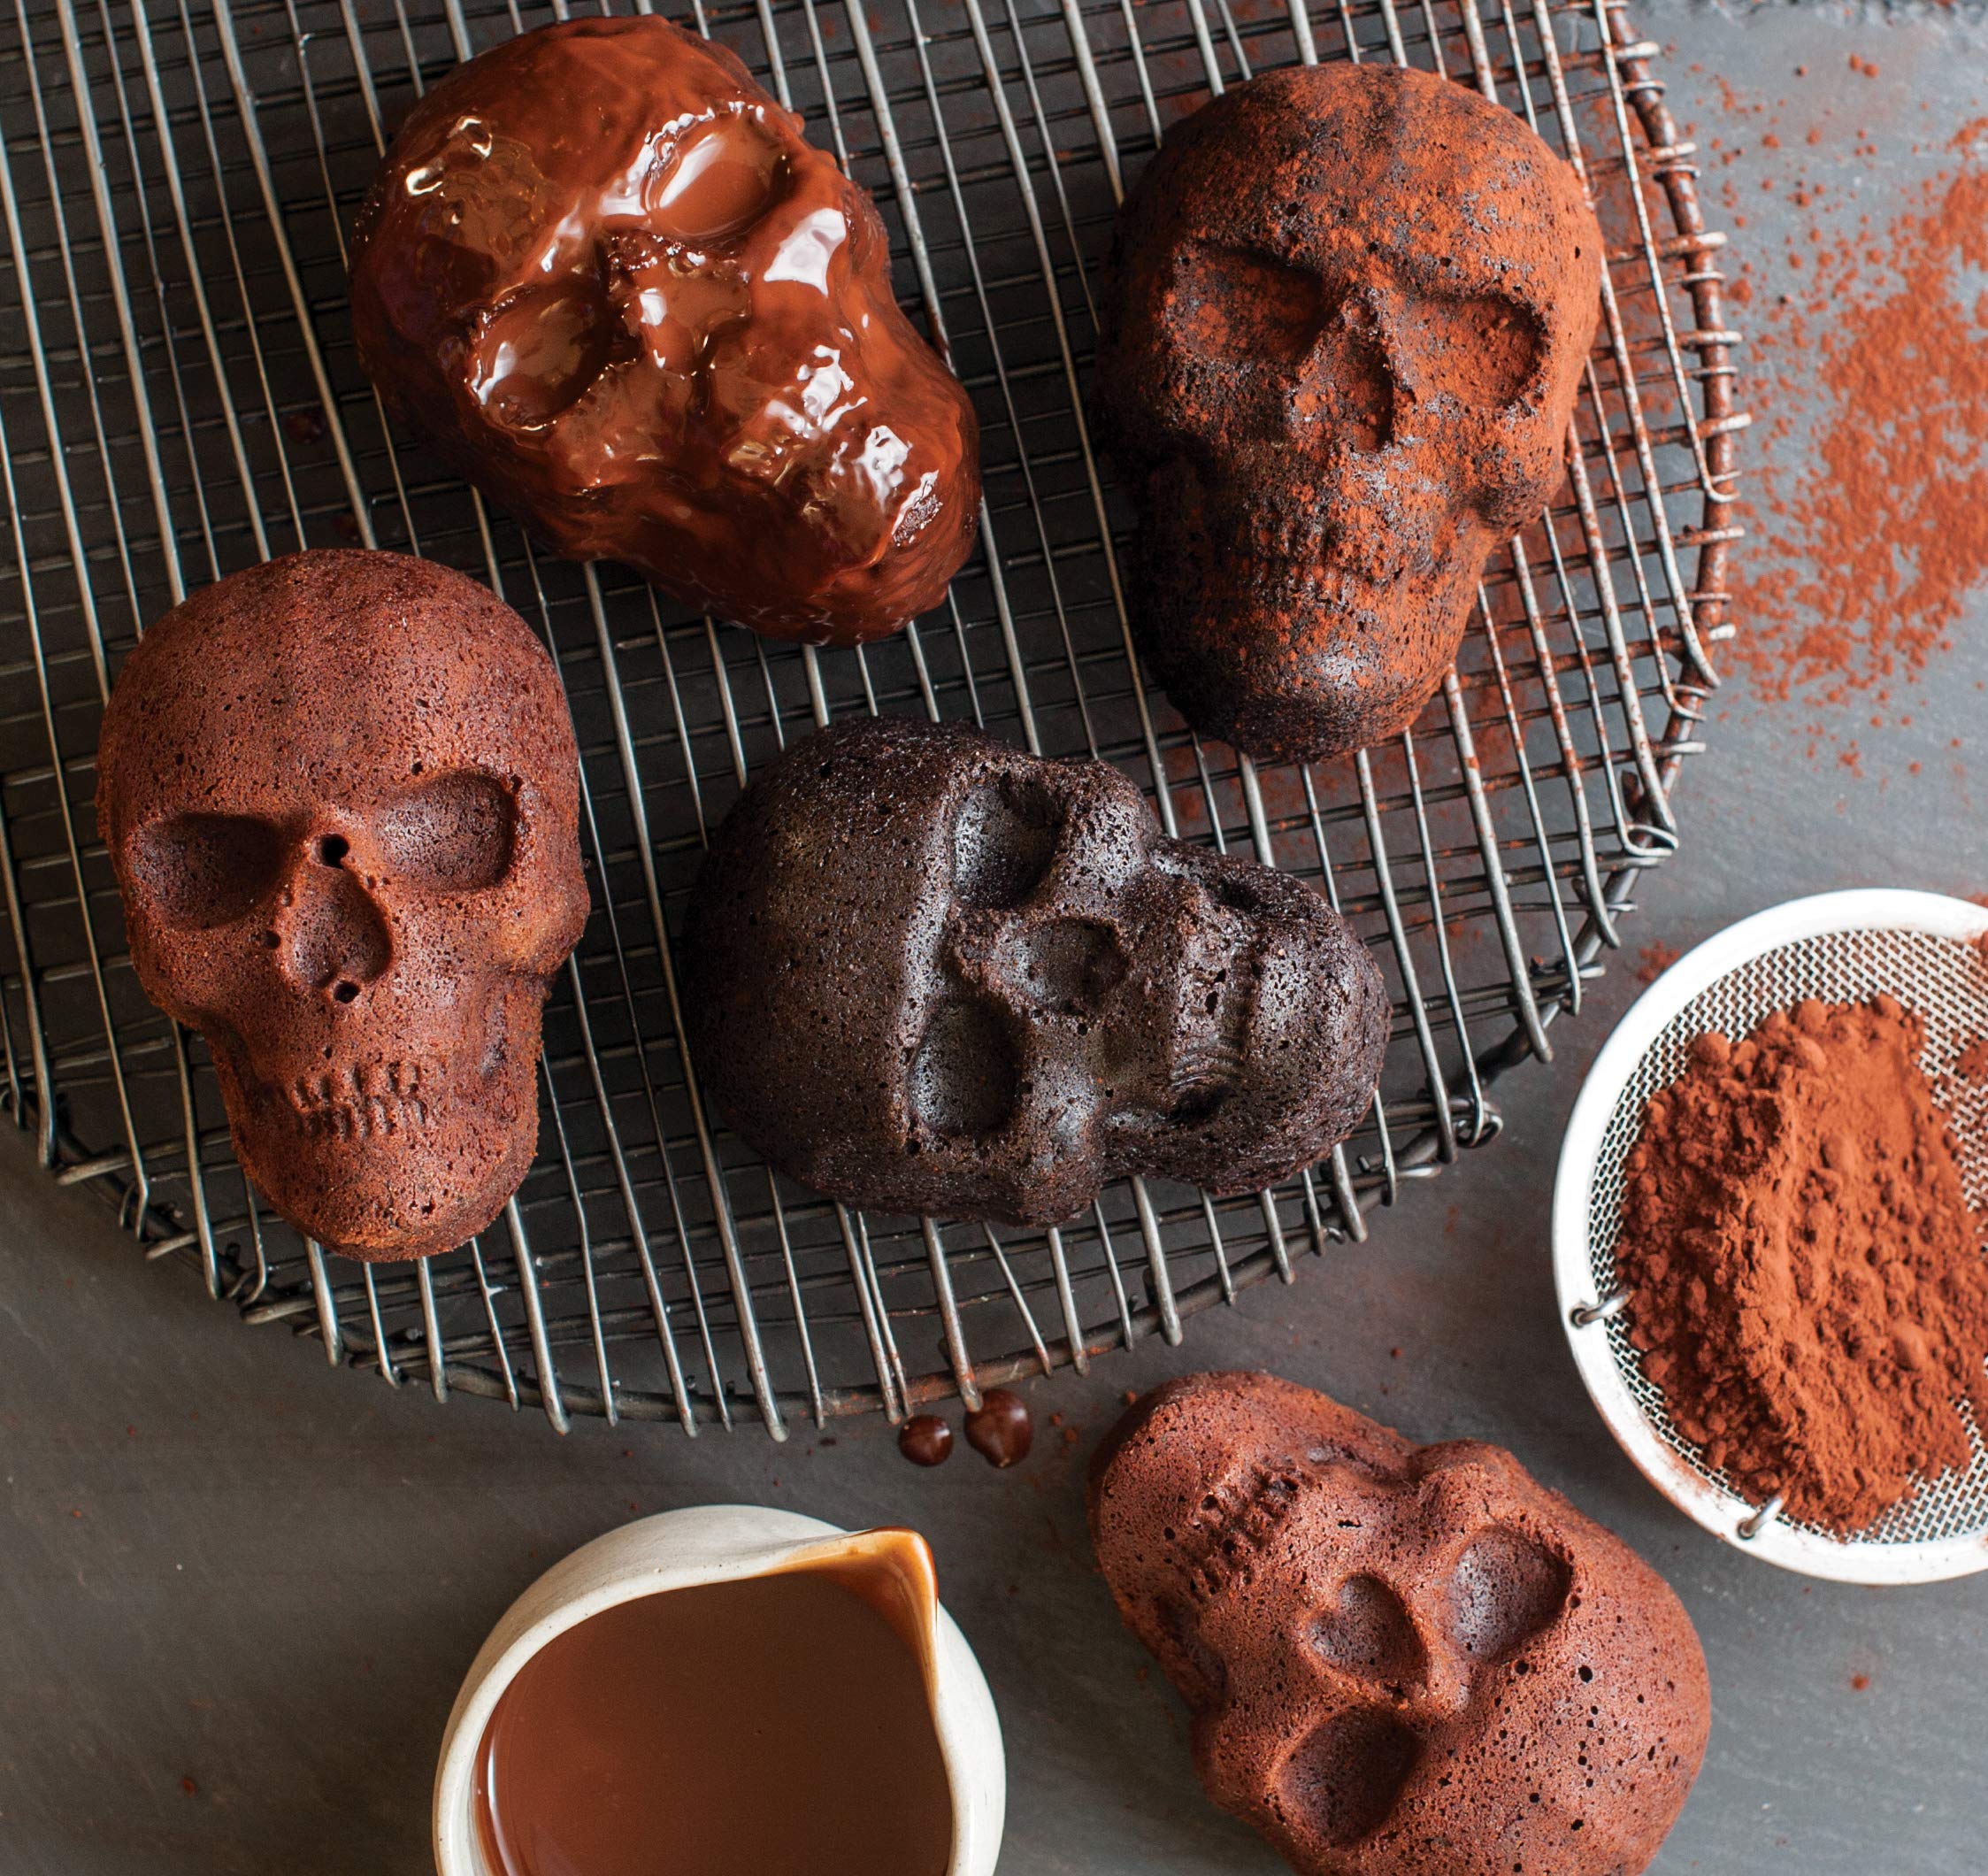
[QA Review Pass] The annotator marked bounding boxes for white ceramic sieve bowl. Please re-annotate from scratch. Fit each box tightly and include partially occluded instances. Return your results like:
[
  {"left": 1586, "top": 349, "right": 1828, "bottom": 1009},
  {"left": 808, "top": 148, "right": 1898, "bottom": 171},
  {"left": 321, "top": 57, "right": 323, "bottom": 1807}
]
[{"left": 1554, "top": 889, "right": 1988, "bottom": 1585}]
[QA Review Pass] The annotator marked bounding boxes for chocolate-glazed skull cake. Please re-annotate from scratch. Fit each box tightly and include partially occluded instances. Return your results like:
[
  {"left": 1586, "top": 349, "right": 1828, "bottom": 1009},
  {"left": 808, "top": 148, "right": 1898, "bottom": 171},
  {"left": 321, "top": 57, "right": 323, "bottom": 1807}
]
[
  {"left": 349, "top": 16, "right": 979, "bottom": 646},
  {"left": 96, "top": 550, "right": 587, "bottom": 1262},
  {"left": 681, "top": 719, "right": 1387, "bottom": 1225},
  {"left": 1090, "top": 1373, "right": 1709, "bottom": 1876},
  {"left": 1093, "top": 63, "right": 1602, "bottom": 762}
]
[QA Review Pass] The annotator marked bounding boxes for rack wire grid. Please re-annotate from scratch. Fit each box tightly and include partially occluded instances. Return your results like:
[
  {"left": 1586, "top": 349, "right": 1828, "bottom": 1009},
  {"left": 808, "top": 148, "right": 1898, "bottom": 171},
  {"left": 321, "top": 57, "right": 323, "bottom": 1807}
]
[{"left": 0, "top": 0, "right": 1743, "bottom": 1435}]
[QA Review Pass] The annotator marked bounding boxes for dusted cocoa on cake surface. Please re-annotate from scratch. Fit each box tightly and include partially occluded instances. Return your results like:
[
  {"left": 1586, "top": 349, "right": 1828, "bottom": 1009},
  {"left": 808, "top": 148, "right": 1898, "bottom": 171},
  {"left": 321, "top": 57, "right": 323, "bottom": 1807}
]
[
  {"left": 349, "top": 15, "right": 979, "bottom": 647},
  {"left": 1093, "top": 62, "right": 1602, "bottom": 762},
  {"left": 96, "top": 550, "right": 587, "bottom": 1261},
  {"left": 681, "top": 718, "right": 1386, "bottom": 1226},
  {"left": 1089, "top": 1372, "right": 1709, "bottom": 1876}
]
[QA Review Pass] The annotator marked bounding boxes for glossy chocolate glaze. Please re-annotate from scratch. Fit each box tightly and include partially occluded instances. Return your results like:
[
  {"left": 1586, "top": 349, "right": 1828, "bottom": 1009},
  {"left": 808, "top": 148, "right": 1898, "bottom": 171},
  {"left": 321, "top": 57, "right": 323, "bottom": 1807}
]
[
  {"left": 349, "top": 17, "right": 979, "bottom": 646},
  {"left": 473, "top": 1572, "right": 954, "bottom": 1876}
]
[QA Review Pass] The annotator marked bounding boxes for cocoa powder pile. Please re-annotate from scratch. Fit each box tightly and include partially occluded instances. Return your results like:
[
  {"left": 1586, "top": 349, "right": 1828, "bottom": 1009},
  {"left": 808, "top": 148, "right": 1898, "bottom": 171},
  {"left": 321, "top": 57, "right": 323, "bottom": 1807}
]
[{"left": 1618, "top": 996, "right": 1988, "bottom": 1534}]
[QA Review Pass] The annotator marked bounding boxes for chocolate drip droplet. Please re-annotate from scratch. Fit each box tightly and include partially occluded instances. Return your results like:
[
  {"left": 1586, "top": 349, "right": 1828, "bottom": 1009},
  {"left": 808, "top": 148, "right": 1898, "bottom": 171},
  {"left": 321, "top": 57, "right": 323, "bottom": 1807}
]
[
  {"left": 963, "top": 1389, "right": 1032, "bottom": 1468},
  {"left": 898, "top": 1414, "right": 954, "bottom": 1467}
]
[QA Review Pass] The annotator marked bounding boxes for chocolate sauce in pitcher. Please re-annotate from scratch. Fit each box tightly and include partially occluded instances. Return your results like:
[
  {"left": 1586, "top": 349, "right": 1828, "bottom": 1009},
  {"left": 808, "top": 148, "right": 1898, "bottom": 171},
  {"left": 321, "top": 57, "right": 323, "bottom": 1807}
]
[{"left": 473, "top": 1560, "right": 954, "bottom": 1876}]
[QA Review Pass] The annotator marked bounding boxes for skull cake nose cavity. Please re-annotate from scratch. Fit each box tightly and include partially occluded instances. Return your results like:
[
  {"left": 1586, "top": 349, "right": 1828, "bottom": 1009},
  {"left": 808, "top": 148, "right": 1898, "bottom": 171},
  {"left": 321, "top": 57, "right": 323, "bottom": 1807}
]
[
  {"left": 1002, "top": 919, "right": 1127, "bottom": 1013},
  {"left": 287, "top": 865, "right": 391, "bottom": 1001},
  {"left": 1309, "top": 1575, "right": 1427, "bottom": 1694}
]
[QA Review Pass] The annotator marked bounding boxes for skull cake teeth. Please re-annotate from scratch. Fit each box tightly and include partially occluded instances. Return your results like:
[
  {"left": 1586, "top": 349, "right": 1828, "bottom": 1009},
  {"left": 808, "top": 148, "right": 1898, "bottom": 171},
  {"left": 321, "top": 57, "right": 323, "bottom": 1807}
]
[
  {"left": 1093, "top": 62, "right": 1602, "bottom": 763},
  {"left": 680, "top": 717, "right": 1388, "bottom": 1226},
  {"left": 96, "top": 550, "right": 588, "bottom": 1262},
  {"left": 1089, "top": 1373, "right": 1710, "bottom": 1876},
  {"left": 349, "top": 15, "right": 979, "bottom": 647}
]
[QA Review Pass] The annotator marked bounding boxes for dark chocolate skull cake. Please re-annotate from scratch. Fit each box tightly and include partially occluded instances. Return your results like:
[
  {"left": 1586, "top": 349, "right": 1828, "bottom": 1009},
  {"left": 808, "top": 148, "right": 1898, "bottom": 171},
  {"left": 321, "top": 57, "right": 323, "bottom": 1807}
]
[
  {"left": 680, "top": 718, "right": 1387, "bottom": 1225},
  {"left": 1093, "top": 62, "right": 1602, "bottom": 762},
  {"left": 349, "top": 15, "right": 979, "bottom": 646},
  {"left": 96, "top": 550, "right": 587, "bottom": 1262},
  {"left": 1090, "top": 1372, "right": 1710, "bottom": 1876}
]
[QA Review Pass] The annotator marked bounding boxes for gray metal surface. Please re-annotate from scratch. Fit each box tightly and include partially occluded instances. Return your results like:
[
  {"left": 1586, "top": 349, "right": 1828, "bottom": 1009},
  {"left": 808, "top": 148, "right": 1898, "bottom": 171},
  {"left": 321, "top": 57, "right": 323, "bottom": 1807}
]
[
  {"left": 4, "top": 2, "right": 1987, "bottom": 1875},
  {"left": 0, "top": 0, "right": 1738, "bottom": 1429}
]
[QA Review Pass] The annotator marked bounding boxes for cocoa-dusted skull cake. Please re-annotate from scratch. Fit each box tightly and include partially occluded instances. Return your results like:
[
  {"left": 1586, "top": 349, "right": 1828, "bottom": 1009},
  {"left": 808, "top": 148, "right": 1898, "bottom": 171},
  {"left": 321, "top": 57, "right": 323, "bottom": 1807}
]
[
  {"left": 96, "top": 550, "right": 587, "bottom": 1262},
  {"left": 681, "top": 718, "right": 1387, "bottom": 1225},
  {"left": 1090, "top": 1372, "right": 1709, "bottom": 1876},
  {"left": 349, "top": 15, "right": 979, "bottom": 647},
  {"left": 1093, "top": 63, "right": 1602, "bottom": 762}
]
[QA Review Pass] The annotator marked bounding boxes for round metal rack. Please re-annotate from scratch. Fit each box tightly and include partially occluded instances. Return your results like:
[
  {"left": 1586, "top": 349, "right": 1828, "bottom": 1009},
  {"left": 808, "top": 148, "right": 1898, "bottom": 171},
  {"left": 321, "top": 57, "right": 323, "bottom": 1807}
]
[{"left": 0, "top": 0, "right": 1742, "bottom": 1434}]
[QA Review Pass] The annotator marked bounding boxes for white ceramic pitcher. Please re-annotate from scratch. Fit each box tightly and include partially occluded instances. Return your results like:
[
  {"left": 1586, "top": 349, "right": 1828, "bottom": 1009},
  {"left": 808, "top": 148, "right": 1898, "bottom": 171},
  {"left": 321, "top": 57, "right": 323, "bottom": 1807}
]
[{"left": 432, "top": 1503, "right": 1006, "bottom": 1876}]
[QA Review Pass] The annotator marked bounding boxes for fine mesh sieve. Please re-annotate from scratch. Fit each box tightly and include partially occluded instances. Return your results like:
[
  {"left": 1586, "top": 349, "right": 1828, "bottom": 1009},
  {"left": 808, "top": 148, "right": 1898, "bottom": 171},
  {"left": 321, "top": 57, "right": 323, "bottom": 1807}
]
[{"left": 1554, "top": 890, "right": 1988, "bottom": 1585}]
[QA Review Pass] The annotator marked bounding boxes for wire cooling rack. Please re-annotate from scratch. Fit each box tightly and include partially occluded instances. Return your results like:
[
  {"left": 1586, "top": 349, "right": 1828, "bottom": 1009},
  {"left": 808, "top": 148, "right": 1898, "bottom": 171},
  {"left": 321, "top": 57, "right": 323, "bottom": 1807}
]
[{"left": 0, "top": 0, "right": 1741, "bottom": 1434}]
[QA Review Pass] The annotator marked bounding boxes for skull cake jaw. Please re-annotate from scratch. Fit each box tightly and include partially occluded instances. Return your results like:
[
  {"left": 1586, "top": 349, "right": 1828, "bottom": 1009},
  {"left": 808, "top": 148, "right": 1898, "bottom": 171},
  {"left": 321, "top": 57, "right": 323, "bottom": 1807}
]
[
  {"left": 1089, "top": 1373, "right": 1711, "bottom": 1876},
  {"left": 349, "top": 15, "right": 980, "bottom": 647},
  {"left": 1093, "top": 62, "right": 1603, "bottom": 763},
  {"left": 682, "top": 718, "right": 1389, "bottom": 1227},
  {"left": 96, "top": 551, "right": 588, "bottom": 1263}
]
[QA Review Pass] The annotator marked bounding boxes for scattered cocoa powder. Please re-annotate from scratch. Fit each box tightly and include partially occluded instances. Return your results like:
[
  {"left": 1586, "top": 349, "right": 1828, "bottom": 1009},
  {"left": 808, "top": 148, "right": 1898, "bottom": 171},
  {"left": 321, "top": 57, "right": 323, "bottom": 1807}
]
[
  {"left": 1618, "top": 995, "right": 1988, "bottom": 1534},
  {"left": 1637, "top": 940, "right": 1682, "bottom": 984},
  {"left": 1728, "top": 119, "right": 1988, "bottom": 725}
]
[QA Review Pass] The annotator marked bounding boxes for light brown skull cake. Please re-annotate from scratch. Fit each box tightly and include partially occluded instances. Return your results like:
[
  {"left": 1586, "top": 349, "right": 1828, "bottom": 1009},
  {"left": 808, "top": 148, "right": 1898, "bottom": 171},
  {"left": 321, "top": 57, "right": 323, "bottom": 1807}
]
[
  {"left": 96, "top": 550, "right": 587, "bottom": 1261},
  {"left": 1090, "top": 1372, "right": 1709, "bottom": 1876},
  {"left": 1093, "top": 62, "right": 1602, "bottom": 762},
  {"left": 681, "top": 718, "right": 1388, "bottom": 1225},
  {"left": 349, "top": 15, "right": 979, "bottom": 647}
]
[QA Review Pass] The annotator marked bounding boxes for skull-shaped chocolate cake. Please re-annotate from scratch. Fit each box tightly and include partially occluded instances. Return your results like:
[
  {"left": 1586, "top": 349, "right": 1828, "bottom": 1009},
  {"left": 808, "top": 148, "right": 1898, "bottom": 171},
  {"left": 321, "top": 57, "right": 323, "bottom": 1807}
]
[
  {"left": 96, "top": 550, "right": 587, "bottom": 1262},
  {"left": 1090, "top": 1373, "right": 1709, "bottom": 1876},
  {"left": 681, "top": 718, "right": 1387, "bottom": 1225},
  {"left": 1093, "top": 63, "right": 1602, "bottom": 762},
  {"left": 349, "top": 16, "right": 979, "bottom": 647}
]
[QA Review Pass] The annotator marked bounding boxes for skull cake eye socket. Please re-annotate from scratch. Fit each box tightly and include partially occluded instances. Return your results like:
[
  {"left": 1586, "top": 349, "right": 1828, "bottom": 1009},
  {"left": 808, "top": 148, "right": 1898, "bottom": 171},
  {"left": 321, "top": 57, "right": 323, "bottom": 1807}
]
[
  {"left": 909, "top": 995, "right": 1019, "bottom": 1140},
  {"left": 951, "top": 776, "right": 1063, "bottom": 911},
  {"left": 1447, "top": 1526, "right": 1572, "bottom": 1662},
  {"left": 131, "top": 812, "right": 286, "bottom": 930},
  {"left": 1169, "top": 242, "right": 1327, "bottom": 367},
  {"left": 1393, "top": 290, "right": 1544, "bottom": 408},
  {"left": 470, "top": 280, "right": 617, "bottom": 431},
  {"left": 648, "top": 113, "right": 787, "bottom": 246},
  {"left": 374, "top": 771, "right": 517, "bottom": 893},
  {"left": 1273, "top": 1710, "right": 1422, "bottom": 1849}
]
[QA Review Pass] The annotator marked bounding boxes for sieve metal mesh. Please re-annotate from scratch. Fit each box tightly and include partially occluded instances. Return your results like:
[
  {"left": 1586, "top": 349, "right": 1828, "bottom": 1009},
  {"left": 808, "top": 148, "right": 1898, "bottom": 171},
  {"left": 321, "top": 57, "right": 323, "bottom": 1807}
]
[
  {"left": 0, "top": 0, "right": 1742, "bottom": 1434},
  {"left": 1587, "top": 930, "right": 1988, "bottom": 1549}
]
